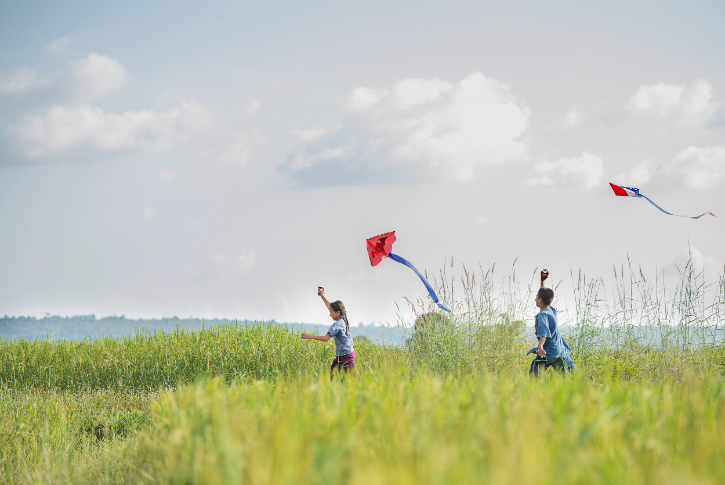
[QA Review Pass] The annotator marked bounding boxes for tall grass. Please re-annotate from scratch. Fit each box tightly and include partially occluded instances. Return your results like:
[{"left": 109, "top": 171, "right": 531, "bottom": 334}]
[
  {"left": 1, "top": 257, "right": 723, "bottom": 392},
  {"left": 133, "top": 372, "right": 725, "bottom": 485},
  {"left": 0, "top": 387, "right": 156, "bottom": 483},
  {"left": 7, "top": 370, "right": 725, "bottom": 484},
  {"left": 402, "top": 254, "right": 725, "bottom": 380},
  {"left": 0, "top": 324, "right": 400, "bottom": 391}
]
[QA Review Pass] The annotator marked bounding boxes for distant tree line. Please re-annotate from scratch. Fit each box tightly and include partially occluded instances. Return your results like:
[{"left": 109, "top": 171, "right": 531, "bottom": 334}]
[{"left": 0, "top": 315, "right": 408, "bottom": 345}]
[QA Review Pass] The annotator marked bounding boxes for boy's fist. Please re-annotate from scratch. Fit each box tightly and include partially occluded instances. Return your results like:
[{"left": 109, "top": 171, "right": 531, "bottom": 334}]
[{"left": 541, "top": 270, "right": 549, "bottom": 282}]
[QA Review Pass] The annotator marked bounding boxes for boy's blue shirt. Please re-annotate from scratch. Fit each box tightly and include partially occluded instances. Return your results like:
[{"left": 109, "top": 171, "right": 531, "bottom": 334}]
[
  {"left": 327, "top": 318, "right": 355, "bottom": 356},
  {"left": 532, "top": 307, "right": 573, "bottom": 365}
]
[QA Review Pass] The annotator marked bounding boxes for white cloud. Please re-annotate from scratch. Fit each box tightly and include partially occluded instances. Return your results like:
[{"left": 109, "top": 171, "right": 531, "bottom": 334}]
[
  {"left": 288, "top": 143, "right": 357, "bottom": 170},
  {"left": 212, "top": 249, "right": 257, "bottom": 273},
  {"left": 7, "top": 100, "right": 210, "bottom": 160},
  {"left": 389, "top": 77, "right": 452, "bottom": 110},
  {"left": 620, "top": 146, "right": 725, "bottom": 189},
  {"left": 45, "top": 37, "right": 71, "bottom": 54},
  {"left": 282, "top": 72, "right": 531, "bottom": 185},
  {"left": 292, "top": 126, "right": 328, "bottom": 142},
  {"left": 1, "top": 53, "right": 127, "bottom": 104},
  {"left": 529, "top": 152, "right": 603, "bottom": 188},
  {"left": 219, "top": 130, "right": 263, "bottom": 166},
  {"left": 347, "top": 86, "right": 389, "bottom": 111},
  {"left": 245, "top": 97, "right": 261, "bottom": 114},
  {"left": 67, "top": 53, "right": 128, "bottom": 103},
  {"left": 565, "top": 108, "right": 583, "bottom": 127},
  {"left": 669, "top": 245, "right": 723, "bottom": 276},
  {"left": 1, "top": 54, "right": 211, "bottom": 163},
  {"left": 669, "top": 146, "right": 725, "bottom": 188},
  {"left": 626, "top": 79, "right": 716, "bottom": 122},
  {"left": 620, "top": 158, "right": 658, "bottom": 186},
  {"left": 340, "top": 72, "right": 531, "bottom": 181},
  {"left": 0, "top": 67, "right": 48, "bottom": 95},
  {"left": 157, "top": 168, "right": 175, "bottom": 180}
]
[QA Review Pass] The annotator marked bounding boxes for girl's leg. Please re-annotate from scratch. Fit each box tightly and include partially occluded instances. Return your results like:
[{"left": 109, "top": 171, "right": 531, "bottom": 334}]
[
  {"left": 337, "top": 359, "right": 361, "bottom": 382},
  {"left": 348, "top": 362, "right": 361, "bottom": 381},
  {"left": 330, "top": 357, "right": 339, "bottom": 381}
]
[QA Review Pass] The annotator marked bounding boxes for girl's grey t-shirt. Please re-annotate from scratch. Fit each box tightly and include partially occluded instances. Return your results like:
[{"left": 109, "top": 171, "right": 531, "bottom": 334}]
[{"left": 327, "top": 318, "right": 354, "bottom": 356}]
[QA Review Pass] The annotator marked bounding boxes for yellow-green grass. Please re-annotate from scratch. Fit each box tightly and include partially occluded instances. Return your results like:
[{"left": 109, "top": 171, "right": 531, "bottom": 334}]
[
  {"left": 4, "top": 321, "right": 721, "bottom": 395},
  {"left": 0, "top": 324, "right": 402, "bottom": 391},
  {"left": 0, "top": 387, "right": 156, "bottom": 484},
  {"left": 1, "top": 312, "right": 723, "bottom": 483},
  {"left": 133, "top": 372, "right": 725, "bottom": 485},
  {"left": 2, "top": 255, "right": 723, "bottom": 483},
  {"left": 4, "top": 370, "right": 724, "bottom": 484}
]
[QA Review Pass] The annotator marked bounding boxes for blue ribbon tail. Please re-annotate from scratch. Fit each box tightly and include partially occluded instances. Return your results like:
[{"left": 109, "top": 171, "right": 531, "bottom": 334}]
[
  {"left": 387, "top": 252, "right": 451, "bottom": 312},
  {"left": 640, "top": 194, "right": 709, "bottom": 219}
]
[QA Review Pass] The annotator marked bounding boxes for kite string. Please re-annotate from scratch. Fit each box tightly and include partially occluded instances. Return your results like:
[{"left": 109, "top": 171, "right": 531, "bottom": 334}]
[
  {"left": 551, "top": 195, "right": 615, "bottom": 270},
  {"left": 325, "top": 251, "right": 368, "bottom": 288}
]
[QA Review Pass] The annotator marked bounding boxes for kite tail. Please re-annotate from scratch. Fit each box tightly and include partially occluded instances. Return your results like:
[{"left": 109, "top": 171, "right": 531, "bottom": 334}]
[
  {"left": 387, "top": 253, "right": 451, "bottom": 312},
  {"left": 639, "top": 194, "right": 712, "bottom": 220}
]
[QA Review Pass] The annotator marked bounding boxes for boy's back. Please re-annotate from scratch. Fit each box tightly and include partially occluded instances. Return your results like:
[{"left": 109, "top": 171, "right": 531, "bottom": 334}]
[{"left": 535, "top": 306, "right": 571, "bottom": 363}]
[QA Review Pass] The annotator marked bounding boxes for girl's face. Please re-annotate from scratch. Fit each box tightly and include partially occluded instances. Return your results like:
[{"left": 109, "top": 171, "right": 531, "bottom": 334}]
[{"left": 329, "top": 308, "right": 342, "bottom": 320}]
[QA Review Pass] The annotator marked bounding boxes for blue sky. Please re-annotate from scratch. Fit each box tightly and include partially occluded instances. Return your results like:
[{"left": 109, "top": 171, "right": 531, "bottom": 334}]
[{"left": 1, "top": 0, "right": 723, "bottom": 324}]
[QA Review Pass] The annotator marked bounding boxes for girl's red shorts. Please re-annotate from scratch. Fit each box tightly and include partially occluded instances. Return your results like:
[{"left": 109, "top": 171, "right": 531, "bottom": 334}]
[{"left": 331, "top": 351, "right": 356, "bottom": 374}]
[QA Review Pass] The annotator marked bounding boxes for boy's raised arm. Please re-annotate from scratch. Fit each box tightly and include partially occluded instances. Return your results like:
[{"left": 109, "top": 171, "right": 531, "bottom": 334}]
[{"left": 540, "top": 270, "right": 549, "bottom": 288}]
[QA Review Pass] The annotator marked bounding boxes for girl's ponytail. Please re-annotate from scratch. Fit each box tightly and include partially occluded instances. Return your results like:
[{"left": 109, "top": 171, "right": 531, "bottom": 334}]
[{"left": 330, "top": 300, "right": 350, "bottom": 335}]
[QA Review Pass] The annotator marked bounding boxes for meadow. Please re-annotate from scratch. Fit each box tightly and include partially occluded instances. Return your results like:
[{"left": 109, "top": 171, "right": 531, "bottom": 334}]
[{"left": 1, "top": 257, "right": 723, "bottom": 484}]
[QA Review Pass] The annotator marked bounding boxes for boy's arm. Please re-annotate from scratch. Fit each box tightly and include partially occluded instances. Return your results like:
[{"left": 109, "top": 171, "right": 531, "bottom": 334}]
[
  {"left": 537, "top": 336, "right": 547, "bottom": 358},
  {"left": 540, "top": 270, "right": 549, "bottom": 288},
  {"left": 535, "top": 311, "right": 550, "bottom": 358}
]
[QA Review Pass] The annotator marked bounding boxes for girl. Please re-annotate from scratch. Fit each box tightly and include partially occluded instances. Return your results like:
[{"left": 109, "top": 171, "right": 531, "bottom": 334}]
[{"left": 301, "top": 287, "right": 361, "bottom": 381}]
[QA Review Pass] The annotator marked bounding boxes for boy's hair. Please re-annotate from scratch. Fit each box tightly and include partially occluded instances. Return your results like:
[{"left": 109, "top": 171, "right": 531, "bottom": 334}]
[
  {"left": 537, "top": 287, "right": 554, "bottom": 306},
  {"left": 330, "top": 300, "right": 350, "bottom": 334}
]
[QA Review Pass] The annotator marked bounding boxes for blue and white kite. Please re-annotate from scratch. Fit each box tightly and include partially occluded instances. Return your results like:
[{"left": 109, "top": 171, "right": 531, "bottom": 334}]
[{"left": 609, "top": 183, "right": 716, "bottom": 220}]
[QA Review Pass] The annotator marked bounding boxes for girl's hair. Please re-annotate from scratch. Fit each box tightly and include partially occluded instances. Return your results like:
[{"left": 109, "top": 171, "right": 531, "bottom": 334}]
[{"left": 330, "top": 300, "right": 350, "bottom": 334}]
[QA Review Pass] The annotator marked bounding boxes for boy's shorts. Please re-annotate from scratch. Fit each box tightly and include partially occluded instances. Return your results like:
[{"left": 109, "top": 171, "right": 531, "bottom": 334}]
[
  {"left": 331, "top": 351, "right": 356, "bottom": 375},
  {"left": 529, "top": 355, "right": 573, "bottom": 377}
]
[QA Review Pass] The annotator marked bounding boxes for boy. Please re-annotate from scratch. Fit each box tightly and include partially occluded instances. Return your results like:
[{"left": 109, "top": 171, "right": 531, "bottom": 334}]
[{"left": 528, "top": 270, "right": 575, "bottom": 377}]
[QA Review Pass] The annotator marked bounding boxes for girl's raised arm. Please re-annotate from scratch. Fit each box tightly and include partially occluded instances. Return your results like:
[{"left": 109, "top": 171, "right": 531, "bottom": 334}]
[{"left": 318, "top": 286, "right": 332, "bottom": 311}]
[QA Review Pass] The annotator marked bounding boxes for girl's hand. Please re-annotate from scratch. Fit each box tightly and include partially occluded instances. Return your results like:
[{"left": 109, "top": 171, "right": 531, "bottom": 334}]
[
  {"left": 301, "top": 332, "right": 310, "bottom": 339},
  {"left": 317, "top": 287, "right": 325, "bottom": 297}
]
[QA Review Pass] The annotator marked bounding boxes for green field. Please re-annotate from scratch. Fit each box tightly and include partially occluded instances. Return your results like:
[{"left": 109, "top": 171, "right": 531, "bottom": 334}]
[{"left": 1, "top": 261, "right": 724, "bottom": 484}]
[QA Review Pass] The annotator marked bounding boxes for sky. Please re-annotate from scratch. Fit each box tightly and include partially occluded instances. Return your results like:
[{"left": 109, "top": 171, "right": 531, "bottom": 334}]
[{"left": 1, "top": 0, "right": 724, "bottom": 325}]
